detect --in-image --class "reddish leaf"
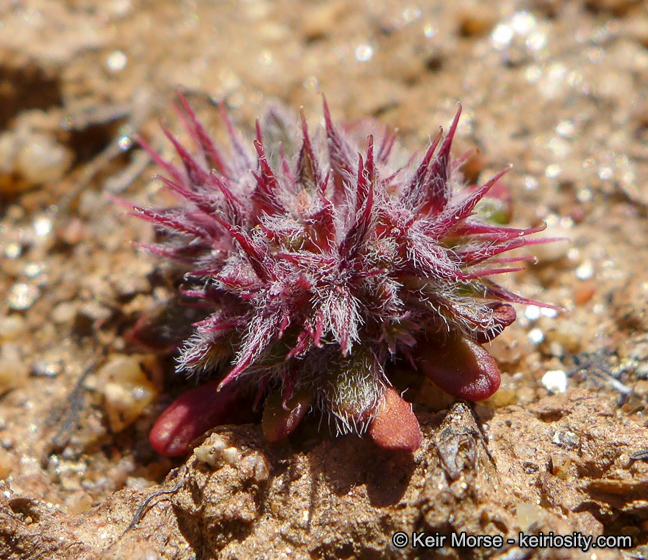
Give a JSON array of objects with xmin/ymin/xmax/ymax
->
[
  {"xmin": 149, "ymin": 380, "xmax": 244, "ymax": 457},
  {"xmin": 415, "ymin": 333, "xmax": 501, "ymax": 401},
  {"xmin": 368, "ymin": 387, "xmax": 422, "ymax": 451},
  {"xmin": 262, "ymin": 387, "xmax": 314, "ymax": 442}
]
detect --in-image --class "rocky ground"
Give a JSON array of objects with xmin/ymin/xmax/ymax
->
[{"xmin": 1, "ymin": 0, "xmax": 648, "ymax": 558}]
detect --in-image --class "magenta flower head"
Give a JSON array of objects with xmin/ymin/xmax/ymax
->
[{"xmin": 131, "ymin": 94, "xmax": 552, "ymax": 457}]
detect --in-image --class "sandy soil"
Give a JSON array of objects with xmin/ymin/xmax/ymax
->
[{"xmin": 1, "ymin": 0, "xmax": 648, "ymax": 558}]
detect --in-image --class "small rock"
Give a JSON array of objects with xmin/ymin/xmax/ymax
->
[
  {"xmin": 15, "ymin": 132, "xmax": 73, "ymax": 185},
  {"xmin": 6, "ymin": 283, "xmax": 40, "ymax": 311},
  {"xmin": 515, "ymin": 502, "xmax": 548, "ymax": 532},
  {"xmin": 0, "ymin": 314, "xmax": 26, "ymax": 341},
  {"xmin": 541, "ymin": 369, "xmax": 568, "ymax": 394},
  {"xmin": 552, "ymin": 430, "xmax": 580, "ymax": 450},
  {"xmin": 250, "ymin": 453, "xmax": 270, "ymax": 482},
  {"xmin": 195, "ymin": 434, "xmax": 228, "ymax": 466},
  {"xmin": 52, "ymin": 301, "xmax": 78, "ymax": 324},
  {"xmin": 97, "ymin": 354, "xmax": 158, "ymax": 433},
  {"xmin": 457, "ymin": 4, "xmax": 498, "ymax": 37},
  {"xmin": 65, "ymin": 491, "xmax": 93, "ymax": 514},
  {"xmin": 549, "ymin": 452, "xmax": 572, "ymax": 479},
  {"xmin": 0, "ymin": 343, "xmax": 29, "ymax": 390},
  {"xmin": 194, "ymin": 434, "xmax": 240, "ymax": 469},
  {"xmin": 485, "ymin": 373, "xmax": 518, "ymax": 407}
]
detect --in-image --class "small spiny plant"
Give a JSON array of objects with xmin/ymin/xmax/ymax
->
[{"xmin": 129, "ymin": 94, "xmax": 553, "ymax": 456}]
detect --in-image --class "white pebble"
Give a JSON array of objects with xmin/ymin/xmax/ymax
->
[
  {"xmin": 528, "ymin": 327, "xmax": 545, "ymax": 345},
  {"xmin": 532, "ymin": 217, "xmax": 571, "ymax": 262},
  {"xmin": 194, "ymin": 434, "xmax": 231, "ymax": 468},
  {"xmin": 240, "ymin": 452, "xmax": 270, "ymax": 482},
  {"xmin": 15, "ymin": 133, "xmax": 73, "ymax": 185},
  {"xmin": 541, "ymin": 370, "xmax": 568, "ymax": 394},
  {"xmin": 524, "ymin": 305, "xmax": 541, "ymax": 322},
  {"xmin": 252, "ymin": 455, "xmax": 270, "ymax": 482},
  {"xmin": 575, "ymin": 260, "xmax": 594, "ymax": 280},
  {"xmin": 6, "ymin": 283, "xmax": 39, "ymax": 310},
  {"xmin": 222, "ymin": 447, "xmax": 239, "ymax": 465}
]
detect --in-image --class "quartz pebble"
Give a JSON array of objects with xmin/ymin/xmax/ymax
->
[
  {"xmin": 541, "ymin": 369, "xmax": 568, "ymax": 393},
  {"xmin": 549, "ymin": 452, "xmax": 572, "ymax": 479},
  {"xmin": 6, "ymin": 283, "xmax": 39, "ymax": 311},
  {"xmin": 15, "ymin": 133, "xmax": 73, "ymax": 185},
  {"xmin": 194, "ymin": 434, "xmax": 240, "ymax": 469},
  {"xmin": 244, "ymin": 452, "xmax": 270, "ymax": 483},
  {"xmin": 96, "ymin": 354, "xmax": 158, "ymax": 433},
  {"xmin": 0, "ymin": 128, "xmax": 73, "ymax": 194},
  {"xmin": 194, "ymin": 434, "xmax": 228, "ymax": 467},
  {"xmin": 531, "ymin": 221, "xmax": 571, "ymax": 262}
]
